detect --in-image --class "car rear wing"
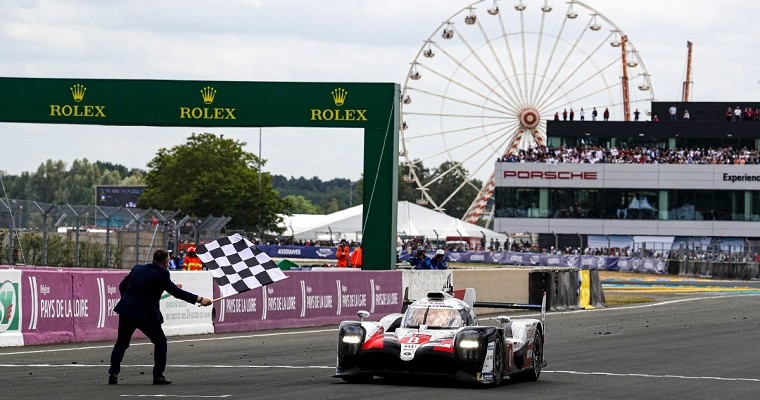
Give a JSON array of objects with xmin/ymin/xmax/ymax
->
[{"xmin": 475, "ymin": 291, "xmax": 547, "ymax": 330}]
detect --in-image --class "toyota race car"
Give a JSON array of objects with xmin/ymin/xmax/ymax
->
[{"xmin": 335, "ymin": 289, "xmax": 546, "ymax": 386}]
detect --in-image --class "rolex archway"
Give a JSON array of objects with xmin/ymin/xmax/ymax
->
[{"xmin": 0, "ymin": 77, "xmax": 400, "ymax": 270}]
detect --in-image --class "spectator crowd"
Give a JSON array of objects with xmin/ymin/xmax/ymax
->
[{"xmin": 498, "ymin": 145, "xmax": 760, "ymax": 165}]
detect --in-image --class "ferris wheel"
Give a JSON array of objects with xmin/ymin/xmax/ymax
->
[{"xmin": 400, "ymin": 0, "xmax": 655, "ymax": 225}]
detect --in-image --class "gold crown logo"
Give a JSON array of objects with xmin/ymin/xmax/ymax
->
[
  {"xmin": 200, "ymin": 86, "xmax": 217, "ymax": 104},
  {"xmin": 331, "ymin": 88, "xmax": 348, "ymax": 107},
  {"xmin": 70, "ymin": 84, "xmax": 86, "ymax": 102}
]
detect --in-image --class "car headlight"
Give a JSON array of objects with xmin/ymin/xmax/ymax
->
[
  {"xmin": 338, "ymin": 324, "xmax": 366, "ymax": 358},
  {"xmin": 342, "ymin": 334, "xmax": 362, "ymax": 344},
  {"xmin": 455, "ymin": 330, "xmax": 482, "ymax": 360}
]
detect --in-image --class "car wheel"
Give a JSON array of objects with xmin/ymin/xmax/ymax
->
[
  {"xmin": 341, "ymin": 373, "xmax": 374, "ymax": 383},
  {"xmin": 511, "ymin": 329, "xmax": 543, "ymax": 382},
  {"xmin": 489, "ymin": 336, "xmax": 505, "ymax": 386}
]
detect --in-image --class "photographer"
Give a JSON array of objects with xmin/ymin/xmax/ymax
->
[
  {"xmin": 430, "ymin": 249, "xmax": 448, "ymax": 270},
  {"xmin": 409, "ymin": 248, "xmax": 432, "ymax": 270}
]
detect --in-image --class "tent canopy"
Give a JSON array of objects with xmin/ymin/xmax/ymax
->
[{"xmin": 279, "ymin": 201, "xmax": 507, "ymax": 243}]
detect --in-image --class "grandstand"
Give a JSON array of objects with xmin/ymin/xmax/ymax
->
[{"xmin": 493, "ymin": 102, "xmax": 760, "ymax": 256}]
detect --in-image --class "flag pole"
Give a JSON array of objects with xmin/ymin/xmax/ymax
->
[{"xmin": 198, "ymin": 295, "xmax": 225, "ymax": 307}]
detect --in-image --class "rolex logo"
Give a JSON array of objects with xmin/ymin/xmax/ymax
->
[
  {"xmin": 50, "ymin": 83, "xmax": 105, "ymax": 118},
  {"xmin": 180, "ymin": 86, "xmax": 236, "ymax": 120},
  {"xmin": 70, "ymin": 84, "xmax": 86, "ymax": 102},
  {"xmin": 311, "ymin": 87, "xmax": 366, "ymax": 122},
  {"xmin": 200, "ymin": 86, "xmax": 217, "ymax": 105},
  {"xmin": 331, "ymin": 88, "xmax": 348, "ymax": 107}
]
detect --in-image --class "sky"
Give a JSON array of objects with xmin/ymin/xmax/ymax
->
[{"xmin": 1, "ymin": 0, "xmax": 759, "ymax": 182}]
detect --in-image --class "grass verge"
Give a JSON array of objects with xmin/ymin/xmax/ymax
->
[{"xmin": 604, "ymin": 294, "xmax": 655, "ymax": 306}]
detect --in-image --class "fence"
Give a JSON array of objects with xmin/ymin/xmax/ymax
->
[{"xmin": 0, "ymin": 198, "xmax": 231, "ymax": 269}]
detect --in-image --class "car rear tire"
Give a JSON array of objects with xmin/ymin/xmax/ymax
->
[{"xmin": 510, "ymin": 328, "xmax": 543, "ymax": 382}]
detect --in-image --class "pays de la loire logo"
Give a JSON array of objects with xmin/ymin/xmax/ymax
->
[
  {"xmin": 179, "ymin": 86, "xmax": 237, "ymax": 120},
  {"xmin": 0, "ymin": 280, "xmax": 20, "ymax": 333},
  {"xmin": 49, "ymin": 83, "xmax": 107, "ymax": 118},
  {"xmin": 310, "ymin": 87, "xmax": 367, "ymax": 122}
]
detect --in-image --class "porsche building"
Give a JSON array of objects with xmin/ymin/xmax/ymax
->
[{"xmin": 493, "ymin": 101, "xmax": 760, "ymax": 249}]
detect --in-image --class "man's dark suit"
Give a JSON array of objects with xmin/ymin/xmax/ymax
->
[{"xmin": 109, "ymin": 262, "xmax": 199, "ymax": 379}]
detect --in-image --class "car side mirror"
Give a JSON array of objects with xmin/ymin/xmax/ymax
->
[
  {"xmin": 495, "ymin": 316, "xmax": 511, "ymax": 324},
  {"xmin": 357, "ymin": 310, "xmax": 370, "ymax": 321}
]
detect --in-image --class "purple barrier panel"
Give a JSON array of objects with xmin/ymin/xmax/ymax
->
[
  {"xmin": 543, "ymin": 255, "xmax": 563, "ymax": 267},
  {"xmin": 22, "ymin": 270, "xmax": 76, "ymax": 345},
  {"xmin": 71, "ymin": 271, "xmax": 129, "ymax": 343},
  {"xmin": 605, "ymin": 257, "xmax": 620, "ymax": 271},
  {"xmin": 639, "ymin": 258, "xmax": 666, "ymax": 274},
  {"xmin": 466, "ymin": 252, "xmax": 490, "ymax": 263},
  {"xmin": 213, "ymin": 270, "xmax": 402, "ymax": 334},
  {"xmin": 617, "ymin": 257, "xmax": 634, "ymax": 272},
  {"xmin": 563, "ymin": 255, "xmax": 580, "ymax": 268}
]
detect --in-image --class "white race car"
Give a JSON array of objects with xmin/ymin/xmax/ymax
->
[{"xmin": 335, "ymin": 289, "xmax": 546, "ymax": 386}]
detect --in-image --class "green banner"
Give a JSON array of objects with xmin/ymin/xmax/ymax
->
[{"xmin": 0, "ymin": 77, "xmax": 394, "ymax": 128}]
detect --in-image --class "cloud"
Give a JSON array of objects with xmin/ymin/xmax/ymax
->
[{"xmin": 1, "ymin": 0, "xmax": 759, "ymax": 179}]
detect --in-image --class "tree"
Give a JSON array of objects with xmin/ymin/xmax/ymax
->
[
  {"xmin": 56, "ymin": 159, "xmax": 100, "ymax": 204},
  {"xmin": 427, "ymin": 161, "xmax": 482, "ymax": 218},
  {"xmin": 139, "ymin": 133, "xmax": 286, "ymax": 233},
  {"xmin": 323, "ymin": 198, "xmax": 341, "ymax": 214},
  {"xmin": 28, "ymin": 160, "xmax": 67, "ymax": 203},
  {"xmin": 283, "ymin": 195, "xmax": 320, "ymax": 214},
  {"xmin": 398, "ymin": 160, "xmax": 428, "ymax": 203}
]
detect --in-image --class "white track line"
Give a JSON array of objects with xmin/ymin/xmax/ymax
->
[
  {"xmin": 120, "ymin": 396, "xmax": 231, "ymax": 398},
  {"xmin": 1, "ymin": 363, "xmax": 757, "ymax": 383},
  {"xmin": 481, "ymin": 293, "xmax": 760, "ymax": 320},
  {"xmin": 0, "ymin": 328, "xmax": 334, "ymax": 356},
  {"xmin": 0, "ymin": 363, "xmax": 333, "ymax": 369},
  {"xmin": 3, "ymin": 294, "xmax": 758, "ymax": 356},
  {"xmin": 545, "ymin": 370, "xmax": 760, "ymax": 383}
]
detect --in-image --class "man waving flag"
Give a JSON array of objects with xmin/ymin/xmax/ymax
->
[{"xmin": 196, "ymin": 233, "xmax": 287, "ymax": 298}]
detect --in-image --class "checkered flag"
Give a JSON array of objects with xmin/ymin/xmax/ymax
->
[{"xmin": 196, "ymin": 233, "xmax": 287, "ymax": 298}]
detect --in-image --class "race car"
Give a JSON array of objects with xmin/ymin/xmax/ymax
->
[{"xmin": 334, "ymin": 289, "xmax": 546, "ymax": 386}]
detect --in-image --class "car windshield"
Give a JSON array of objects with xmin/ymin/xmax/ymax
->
[{"xmin": 403, "ymin": 306, "xmax": 464, "ymax": 329}]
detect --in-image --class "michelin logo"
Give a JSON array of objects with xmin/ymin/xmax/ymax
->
[{"xmin": 317, "ymin": 248, "xmax": 334, "ymax": 258}]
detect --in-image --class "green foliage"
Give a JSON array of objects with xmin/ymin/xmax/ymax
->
[
  {"xmin": 1, "ymin": 159, "xmax": 145, "ymax": 205},
  {"xmin": 139, "ymin": 133, "xmax": 286, "ymax": 232},
  {"xmin": 1, "ymin": 232, "xmax": 120, "ymax": 268},
  {"xmin": 283, "ymin": 195, "xmax": 321, "ymax": 214},
  {"xmin": 272, "ymin": 175, "xmax": 358, "ymax": 212},
  {"xmin": 323, "ymin": 198, "xmax": 341, "ymax": 214},
  {"xmin": 427, "ymin": 161, "xmax": 482, "ymax": 219}
]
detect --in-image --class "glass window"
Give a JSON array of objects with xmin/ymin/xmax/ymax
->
[
  {"xmin": 496, "ymin": 188, "xmax": 760, "ymax": 221},
  {"xmin": 494, "ymin": 188, "xmax": 540, "ymax": 218},
  {"xmin": 752, "ymin": 192, "xmax": 760, "ymax": 221},
  {"xmin": 575, "ymin": 189, "xmax": 602, "ymax": 218},
  {"xmin": 713, "ymin": 190, "xmax": 746, "ymax": 221},
  {"xmin": 668, "ymin": 190, "xmax": 698, "ymax": 220}
]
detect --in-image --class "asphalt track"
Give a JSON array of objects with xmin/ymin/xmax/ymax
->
[{"xmin": 2, "ymin": 291, "xmax": 760, "ymax": 399}]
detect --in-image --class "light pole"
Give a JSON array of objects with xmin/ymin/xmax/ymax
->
[{"xmin": 349, "ymin": 180, "xmax": 352, "ymax": 206}]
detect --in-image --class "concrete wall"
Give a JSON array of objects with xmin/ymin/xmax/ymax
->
[{"xmin": 451, "ymin": 268, "xmax": 530, "ymax": 304}]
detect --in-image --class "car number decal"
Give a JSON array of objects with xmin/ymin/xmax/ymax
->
[{"xmin": 399, "ymin": 333, "xmax": 431, "ymax": 361}]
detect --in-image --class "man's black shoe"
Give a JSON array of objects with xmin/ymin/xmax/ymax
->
[
  {"xmin": 108, "ymin": 375, "xmax": 118, "ymax": 385},
  {"xmin": 153, "ymin": 376, "xmax": 172, "ymax": 385}
]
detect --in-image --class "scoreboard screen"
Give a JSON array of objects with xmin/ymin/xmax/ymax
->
[{"xmin": 96, "ymin": 185, "xmax": 146, "ymax": 208}]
